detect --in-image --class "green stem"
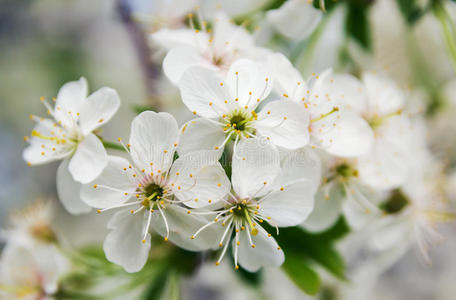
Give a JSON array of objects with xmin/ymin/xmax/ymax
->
[
  {"xmin": 434, "ymin": 1, "xmax": 456, "ymax": 74},
  {"xmin": 101, "ymin": 140, "xmax": 126, "ymax": 152}
]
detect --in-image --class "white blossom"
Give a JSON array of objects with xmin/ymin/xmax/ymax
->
[
  {"xmin": 190, "ymin": 139, "xmax": 320, "ymax": 271},
  {"xmin": 81, "ymin": 111, "xmax": 230, "ymax": 272},
  {"xmin": 23, "ymin": 78, "xmax": 120, "ymax": 214},
  {"xmin": 177, "ymin": 58, "xmax": 310, "ymax": 155}
]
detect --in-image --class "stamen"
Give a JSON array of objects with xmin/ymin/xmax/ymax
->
[
  {"xmin": 311, "ymin": 107, "xmax": 339, "ymax": 123},
  {"xmin": 157, "ymin": 204, "xmax": 170, "ymax": 241}
]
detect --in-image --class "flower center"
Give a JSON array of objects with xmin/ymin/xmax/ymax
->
[
  {"xmin": 335, "ymin": 163, "xmax": 358, "ymax": 178},
  {"xmin": 29, "ymin": 223, "xmax": 57, "ymax": 244},
  {"xmin": 140, "ymin": 183, "xmax": 164, "ymax": 209},
  {"xmin": 380, "ymin": 189, "xmax": 409, "ymax": 214},
  {"xmin": 229, "ymin": 201, "xmax": 259, "ymax": 236},
  {"xmin": 221, "ymin": 109, "xmax": 257, "ymax": 139}
]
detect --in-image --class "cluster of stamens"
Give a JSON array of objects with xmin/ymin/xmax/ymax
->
[{"xmin": 189, "ymin": 190, "xmax": 281, "ymax": 270}]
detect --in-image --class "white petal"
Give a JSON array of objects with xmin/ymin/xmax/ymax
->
[
  {"xmin": 276, "ymin": 147, "xmax": 321, "ymax": 188},
  {"xmin": 57, "ymin": 158, "xmax": 92, "ymax": 214},
  {"xmin": 342, "ymin": 182, "xmax": 381, "ymax": 230},
  {"xmin": 23, "ymin": 119, "xmax": 73, "ymax": 165},
  {"xmin": 150, "ymin": 28, "xmax": 206, "ymax": 50},
  {"xmin": 310, "ymin": 111, "xmax": 374, "ymax": 157},
  {"xmin": 232, "ymin": 138, "xmax": 280, "ymax": 198},
  {"xmin": 267, "ymin": 0, "xmax": 322, "ymax": 40},
  {"xmin": 368, "ymin": 216, "xmax": 411, "ymax": 251},
  {"xmin": 235, "ymin": 226, "xmax": 284, "ymax": 272},
  {"xmin": 129, "ymin": 111, "xmax": 178, "ymax": 174},
  {"xmin": 212, "ymin": 12, "xmax": 254, "ymax": 51},
  {"xmin": 178, "ymin": 66, "xmax": 231, "ymax": 118},
  {"xmin": 226, "ymin": 59, "xmax": 273, "ymax": 109},
  {"xmin": 255, "ymin": 100, "xmax": 310, "ymax": 149},
  {"xmin": 163, "ymin": 46, "xmax": 216, "ymax": 84},
  {"xmin": 309, "ymin": 70, "xmax": 368, "ymax": 116},
  {"xmin": 104, "ymin": 209, "xmax": 151, "ymax": 273},
  {"xmin": 259, "ymin": 179, "xmax": 317, "ymax": 227},
  {"xmin": 266, "ymin": 52, "xmax": 307, "ymax": 101},
  {"xmin": 357, "ymin": 116, "xmax": 412, "ymax": 190},
  {"xmin": 169, "ymin": 150, "xmax": 230, "ymax": 208},
  {"xmin": 177, "ymin": 118, "xmax": 226, "ymax": 155},
  {"xmin": 303, "ymin": 183, "xmax": 345, "ymax": 232},
  {"xmin": 78, "ymin": 87, "xmax": 120, "ymax": 135},
  {"xmin": 68, "ymin": 133, "xmax": 107, "ymax": 184},
  {"xmin": 152, "ymin": 205, "xmax": 220, "ymax": 251},
  {"xmin": 53, "ymin": 77, "xmax": 88, "ymax": 129},
  {"xmin": 363, "ymin": 72, "xmax": 405, "ymax": 116},
  {"xmin": 80, "ymin": 156, "xmax": 137, "ymax": 209}
]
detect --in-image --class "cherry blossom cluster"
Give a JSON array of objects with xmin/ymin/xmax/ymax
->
[{"xmin": 9, "ymin": 1, "xmax": 454, "ymax": 297}]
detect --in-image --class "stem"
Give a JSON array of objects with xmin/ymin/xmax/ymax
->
[
  {"xmin": 434, "ymin": 1, "xmax": 456, "ymax": 74},
  {"xmin": 102, "ymin": 140, "xmax": 126, "ymax": 152}
]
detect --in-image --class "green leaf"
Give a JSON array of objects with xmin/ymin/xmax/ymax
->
[
  {"xmin": 270, "ymin": 219, "xmax": 349, "ymax": 279},
  {"xmin": 345, "ymin": 3, "xmax": 372, "ymax": 50},
  {"xmin": 396, "ymin": 0, "xmax": 426, "ymax": 25},
  {"xmin": 282, "ymin": 253, "xmax": 321, "ymax": 295}
]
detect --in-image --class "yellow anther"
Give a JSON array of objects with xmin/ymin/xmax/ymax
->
[
  {"xmin": 97, "ymin": 209, "xmax": 101, "ymax": 214},
  {"xmin": 93, "ymin": 184, "xmax": 98, "ymax": 188},
  {"xmin": 251, "ymin": 244, "xmax": 256, "ymax": 248},
  {"xmin": 164, "ymin": 237, "xmax": 168, "ymax": 241},
  {"xmin": 191, "ymin": 235, "xmax": 195, "ymax": 239},
  {"xmin": 187, "ymin": 210, "xmax": 191, "ymax": 214},
  {"xmin": 237, "ymin": 241, "xmax": 240, "ymax": 245},
  {"xmin": 235, "ymin": 265, "xmax": 239, "ymax": 270},
  {"xmin": 280, "ymin": 187, "xmax": 284, "ymax": 191},
  {"xmin": 142, "ymin": 239, "xmax": 146, "ymax": 244},
  {"xmin": 283, "ymin": 93, "xmax": 288, "ymax": 98},
  {"xmin": 98, "ymin": 118, "xmax": 104, "ymax": 123}
]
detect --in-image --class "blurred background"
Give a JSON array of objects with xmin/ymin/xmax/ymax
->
[{"xmin": 0, "ymin": 0, "xmax": 455, "ymax": 299}]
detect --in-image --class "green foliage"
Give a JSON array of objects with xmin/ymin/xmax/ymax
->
[
  {"xmin": 142, "ymin": 270, "xmax": 169, "ymax": 300},
  {"xmin": 276, "ymin": 218, "xmax": 349, "ymax": 280},
  {"xmin": 312, "ymin": 0, "xmax": 340, "ymax": 11},
  {"xmin": 282, "ymin": 253, "xmax": 321, "ymax": 295},
  {"xmin": 345, "ymin": 2, "xmax": 372, "ymax": 51},
  {"xmin": 396, "ymin": 0, "xmax": 427, "ymax": 25},
  {"xmin": 263, "ymin": 218, "xmax": 349, "ymax": 295}
]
